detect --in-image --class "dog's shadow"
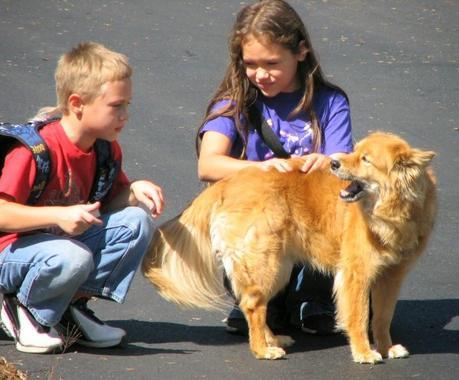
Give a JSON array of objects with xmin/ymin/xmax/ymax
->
[
  {"xmin": 287, "ymin": 298, "xmax": 459, "ymax": 355},
  {"xmin": 1, "ymin": 299, "xmax": 455, "ymax": 357},
  {"xmin": 389, "ymin": 299, "xmax": 459, "ymax": 355},
  {"xmin": 113, "ymin": 298, "xmax": 458, "ymax": 356}
]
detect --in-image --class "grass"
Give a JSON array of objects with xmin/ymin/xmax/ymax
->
[
  {"xmin": 0, "ymin": 324, "xmax": 81, "ymax": 380},
  {"xmin": 0, "ymin": 357, "xmax": 27, "ymax": 380}
]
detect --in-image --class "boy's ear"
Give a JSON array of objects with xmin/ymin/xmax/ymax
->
[
  {"xmin": 68, "ymin": 93, "xmax": 84, "ymax": 114},
  {"xmin": 298, "ymin": 40, "xmax": 308, "ymax": 61}
]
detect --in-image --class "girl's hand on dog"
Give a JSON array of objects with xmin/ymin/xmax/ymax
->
[
  {"xmin": 300, "ymin": 153, "xmax": 331, "ymax": 174},
  {"xmin": 259, "ymin": 153, "xmax": 332, "ymax": 174},
  {"xmin": 259, "ymin": 158, "xmax": 293, "ymax": 172},
  {"xmin": 130, "ymin": 180, "xmax": 165, "ymax": 218}
]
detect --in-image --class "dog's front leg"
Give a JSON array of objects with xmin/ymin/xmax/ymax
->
[
  {"xmin": 335, "ymin": 267, "xmax": 383, "ymax": 364},
  {"xmin": 239, "ymin": 287, "xmax": 286, "ymax": 360},
  {"xmin": 371, "ymin": 262, "xmax": 412, "ymax": 359}
]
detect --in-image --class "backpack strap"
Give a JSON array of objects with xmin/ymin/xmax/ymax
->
[
  {"xmin": 0, "ymin": 120, "xmax": 51, "ymax": 205},
  {"xmin": 88, "ymin": 139, "xmax": 121, "ymax": 203},
  {"xmin": 247, "ymin": 105, "xmax": 291, "ymax": 159}
]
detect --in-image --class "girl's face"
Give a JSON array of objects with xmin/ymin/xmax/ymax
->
[{"xmin": 242, "ymin": 35, "xmax": 307, "ymax": 97}]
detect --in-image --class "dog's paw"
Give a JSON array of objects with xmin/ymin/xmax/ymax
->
[
  {"xmin": 255, "ymin": 346, "xmax": 286, "ymax": 360},
  {"xmin": 272, "ymin": 335, "xmax": 295, "ymax": 348},
  {"xmin": 352, "ymin": 349, "xmax": 384, "ymax": 364},
  {"xmin": 388, "ymin": 344, "xmax": 409, "ymax": 359}
]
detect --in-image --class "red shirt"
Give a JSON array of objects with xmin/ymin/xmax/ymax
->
[{"xmin": 0, "ymin": 120, "xmax": 129, "ymax": 251}]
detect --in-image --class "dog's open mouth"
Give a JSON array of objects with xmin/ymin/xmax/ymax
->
[{"xmin": 340, "ymin": 180, "xmax": 366, "ymax": 202}]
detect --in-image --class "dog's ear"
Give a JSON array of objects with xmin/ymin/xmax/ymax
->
[
  {"xmin": 395, "ymin": 148, "xmax": 436, "ymax": 170},
  {"xmin": 407, "ymin": 149, "xmax": 436, "ymax": 167},
  {"xmin": 391, "ymin": 148, "xmax": 435, "ymax": 195}
]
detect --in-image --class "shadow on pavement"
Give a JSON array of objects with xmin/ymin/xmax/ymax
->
[{"xmin": 0, "ymin": 299, "xmax": 457, "ymax": 357}]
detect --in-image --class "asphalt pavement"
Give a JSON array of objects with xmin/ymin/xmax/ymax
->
[{"xmin": 0, "ymin": 1, "xmax": 458, "ymax": 379}]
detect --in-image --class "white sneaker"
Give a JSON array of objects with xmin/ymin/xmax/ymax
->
[
  {"xmin": 60, "ymin": 299, "xmax": 126, "ymax": 348},
  {"xmin": 1, "ymin": 295, "xmax": 63, "ymax": 354}
]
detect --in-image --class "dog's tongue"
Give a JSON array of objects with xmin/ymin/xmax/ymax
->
[{"xmin": 340, "ymin": 181, "xmax": 363, "ymax": 199}]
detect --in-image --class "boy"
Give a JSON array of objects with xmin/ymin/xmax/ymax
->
[{"xmin": 0, "ymin": 42, "xmax": 164, "ymax": 353}]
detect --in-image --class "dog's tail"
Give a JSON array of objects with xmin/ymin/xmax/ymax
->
[{"xmin": 142, "ymin": 192, "xmax": 227, "ymax": 310}]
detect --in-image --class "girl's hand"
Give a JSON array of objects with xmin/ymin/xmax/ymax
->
[
  {"xmin": 300, "ymin": 153, "xmax": 331, "ymax": 174},
  {"xmin": 57, "ymin": 202, "xmax": 103, "ymax": 235},
  {"xmin": 130, "ymin": 180, "xmax": 165, "ymax": 218},
  {"xmin": 259, "ymin": 158, "xmax": 293, "ymax": 173}
]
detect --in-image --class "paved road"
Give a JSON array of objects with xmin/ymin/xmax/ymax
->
[{"xmin": 0, "ymin": 1, "xmax": 458, "ymax": 379}]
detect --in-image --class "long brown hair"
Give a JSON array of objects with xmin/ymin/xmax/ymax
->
[{"xmin": 196, "ymin": 0, "xmax": 347, "ymax": 156}]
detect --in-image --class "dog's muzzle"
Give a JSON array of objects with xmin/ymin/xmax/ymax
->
[{"xmin": 330, "ymin": 160, "xmax": 366, "ymax": 203}]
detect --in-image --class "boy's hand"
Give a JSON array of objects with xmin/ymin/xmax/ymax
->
[
  {"xmin": 58, "ymin": 202, "xmax": 103, "ymax": 235},
  {"xmin": 130, "ymin": 180, "xmax": 165, "ymax": 218}
]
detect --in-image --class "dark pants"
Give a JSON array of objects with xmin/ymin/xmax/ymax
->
[{"xmin": 225, "ymin": 264, "xmax": 335, "ymax": 327}]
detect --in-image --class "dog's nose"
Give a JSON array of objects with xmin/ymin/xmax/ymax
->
[{"xmin": 330, "ymin": 160, "xmax": 341, "ymax": 171}]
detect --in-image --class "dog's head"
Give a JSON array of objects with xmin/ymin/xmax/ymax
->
[{"xmin": 330, "ymin": 132, "xmax": 435, "ymax": 203}]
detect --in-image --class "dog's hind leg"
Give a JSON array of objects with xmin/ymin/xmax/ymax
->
[
  {"xmin": 239, "ymin": 286, "xmax": 287, "ymax": 360},
  {"xmin": 371, "ymin": 262, "xmax": 413, "ymax": 359}
]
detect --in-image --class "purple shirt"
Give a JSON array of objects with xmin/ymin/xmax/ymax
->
[{"xmin": 201, "ymin": 87, "xmax": 353, "ymax": 161}]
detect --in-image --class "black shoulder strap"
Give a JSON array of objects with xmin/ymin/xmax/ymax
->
[
  {"xmin": 0, "ymin": 120, "xmax": 51, "ymax": 205},
  {"xmin": 88, "ymin": 139, "xmax": 121, "ymax": 203},
  {"xmin": 248, "ymin": 105, "xmax": 290, "ymax": 159}
]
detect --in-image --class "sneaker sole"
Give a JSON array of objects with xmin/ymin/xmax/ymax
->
[
  {"xmin": 301, "ymin": 325, "xmax": 341, "ymax": 335},
  {"xmin": 16, "ymin": 341, "xmax": 63, "ymax": 354}
]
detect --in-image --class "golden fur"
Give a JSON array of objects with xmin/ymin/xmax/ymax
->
[{"xmin": 142, "ymin": 132, "xmax": 437, "ymax": 363}]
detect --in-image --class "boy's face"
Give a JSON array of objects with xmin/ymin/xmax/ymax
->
[{"xmin": 81, "ymin": 78, "xmax": 132, "ymax": 142}]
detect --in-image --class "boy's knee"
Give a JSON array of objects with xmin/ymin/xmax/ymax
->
[
  {"xmin": 123, "ymin": 206, "xmax": 154, "ymax": 240},
  {"xmin": 47, "ymin": 248, "xmax": 94, "ymax": 278}
]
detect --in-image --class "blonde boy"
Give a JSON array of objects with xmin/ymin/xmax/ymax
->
[{"xmin": 0, "ymin": 42, "xmax": 163, "ymax": 353}]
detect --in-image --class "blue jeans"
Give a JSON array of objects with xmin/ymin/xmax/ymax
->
[{"xmin": 0, "ymin": 206, "xmax": 154, "ymax": 327}]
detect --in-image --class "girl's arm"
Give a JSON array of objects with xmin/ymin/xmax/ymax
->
[
  {"xmin": 199, "ymin": 131, "xmax": 295, "ymax": 182},
  {"xmin": 198, "ymin": 131, "xmax": 258, "ymax": 182}
]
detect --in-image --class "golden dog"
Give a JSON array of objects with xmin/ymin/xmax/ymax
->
[{"xmin": 142, "ymin": 132, "xmax": 436, "ymax": 363}]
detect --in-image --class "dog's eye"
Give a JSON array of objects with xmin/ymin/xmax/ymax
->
[{"xmin": 361, "ymin": 155, "xmax": 371, "ymax": 164}]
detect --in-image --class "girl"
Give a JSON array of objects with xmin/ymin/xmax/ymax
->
[{"xmin": 196, "ymin": 0, "xmax": 353, "ymax": 334}]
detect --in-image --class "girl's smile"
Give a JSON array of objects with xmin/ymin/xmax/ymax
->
[{"xmin": 242, "ymin": 35, "xmax": 307, "ymax": 97}]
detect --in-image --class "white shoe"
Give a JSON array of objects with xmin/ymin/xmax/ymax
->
[
  {"xmin": 60, "ymin": 299, "xmax": 126, "ymax": 348},
  {"xmin": 1, "ymin": 295, "xmax": 63, "ymax": 354}
]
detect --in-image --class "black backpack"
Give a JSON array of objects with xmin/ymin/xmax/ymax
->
[{"xmin": 0, "ymin": 119, "xmax": 120, "ymax": 205}]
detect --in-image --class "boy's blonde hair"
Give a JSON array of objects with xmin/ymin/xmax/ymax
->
[{"xmin": 34, "ymin": 42, "xmax": 132, "ymax": 120}]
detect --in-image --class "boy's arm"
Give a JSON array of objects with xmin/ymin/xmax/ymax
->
[
  {"xmin": 101, "ymin": 180, "xmax": 164, "ymax": 218},
  {"xmin": 100, "ymin": 184, "xmax": 137, "ymax": 213},
  {"xmin": 0, "ymin": 199, "xmax": 102, "ymax": 235}
]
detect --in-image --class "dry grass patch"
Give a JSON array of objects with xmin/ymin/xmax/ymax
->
[{"xmin": 0, "ymin": 357, "xmax": 27, "ymax": 380}]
